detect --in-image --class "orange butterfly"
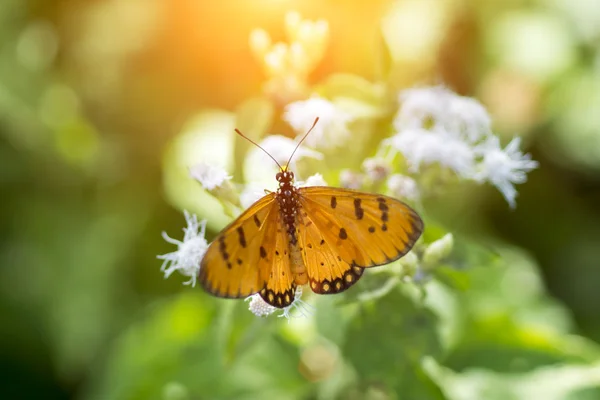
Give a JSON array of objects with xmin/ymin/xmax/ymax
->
[{"xmin": 199, "ymin": 118, "xmax": 423, "ymax": 308}]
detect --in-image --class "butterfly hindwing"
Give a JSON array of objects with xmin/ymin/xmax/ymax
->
[
  {"xmin": 297, "ymin": 186, "xmax": 423, "ymax": 294},
  {"xmin": 199, "ymin": 193, "xmax": 278, "ymax": 298},
  {"xmin": 259, "ymin": 213, "xmax": 296, "ymax": 308},
  {"xmin": 296, "ymin": 209, "xmax": 365, "ymax": 294}
]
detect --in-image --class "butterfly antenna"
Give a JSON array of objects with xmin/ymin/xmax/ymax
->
[
  {"xmin": 235, "ymin": 128, "xmax": 283, "ymax": 170},
  {"xmin": 285, "ymin": 117, "xmax": 319, "ymax": 170}
]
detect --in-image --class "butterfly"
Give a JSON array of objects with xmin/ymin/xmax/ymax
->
[{"xmin": 199, "ymin": 118, "xmax": 424, "ymax": 308}]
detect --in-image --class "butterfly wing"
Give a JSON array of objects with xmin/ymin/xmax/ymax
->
[
  {"xmin": 199, "ymin": 192, "xmax": 296, "ymax": 308},
  {"xmin": 297, "ymin": 186, "xmax": 423, "ymax": 294},
  {"xmin": 199, "ymin": 193, "xmax": 278, "ymax": 298},
  {"xmin": 258, "ymin": 213, "xmax": 296, "ymax": 308}
]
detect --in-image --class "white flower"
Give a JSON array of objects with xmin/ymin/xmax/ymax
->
[
  {"xmin": 157, "ymin": 211, "xmax": 208, "ymax": 287},
  {"xmin": 284, "ymin": 96, "xmax": 354, "ymax": 149},
  {"xmin": 250, "ymin": 135, "xmax": 323, "ymax": 170},
  {"xmin": 395, "ymin": 86, "xmax": 451, "ymax": 131},
  {"xmin": 474, "ymin": 136, "xmax": 539, "ymax": 208},
  {"xmin": 246, "ymin": 293, "xmax": 277, "ymax": 317},
  {"xmin": 246, "ymin": 287, "xmax": 314, "ymax": 322},
  {"xmin": 387, "ymin": 174, "xmax": 420, "ymax": 201},
  {"xmin": 387, "ymin": 128, "xmax": 476, "ymax": 177},
  {"xmin": 189, "ymin": 162, "xmax": 231, "ymax": 190},
  {"xmin": 446, "ymin": 95, "xmax": 492, "ymax": 143},
  {"xmin": 299, "ymin": 173, "xmax": 328, "ymax": 187},
  {"xmin": 339, "ymin": 169, "xmax": 365, "ymax": 189},
  {"xmin": 363, "ymin": 157, "xmax": 392, "ymax": 182},
  {"xmin": 395, "ymin": 86, "xmax": 492, "ymax": 143},
  {"xmin": 244, "ymin": 135, "xmax": 323, "ymax": 188}
]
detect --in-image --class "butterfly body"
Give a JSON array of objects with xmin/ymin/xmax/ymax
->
[{"xmin": 199, "ymin": 166, "xmax": 424, "ymax": 308}]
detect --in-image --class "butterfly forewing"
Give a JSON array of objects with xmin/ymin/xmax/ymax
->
[
  {"xmin": 297, "ymin": 187, "xmax": 423, "ymax": 294},
  {"xmin": 199, "ymin": 193, "xmax": 278, "ymax": 298}
]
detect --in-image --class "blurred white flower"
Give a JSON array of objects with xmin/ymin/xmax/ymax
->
[
  {"xmin": 244, "ymin": 135, "xmax": 323, "ymax": 188},
  {"xmin": 339, "ymin": 169, "xmax": 365, "ymax": 190},
  {"xmin": 299, "ymin": 173, "xmax": 328, "ymax": 187},
  {"xmin": 246, "ymin": 287, "xmax": 313, "ymax": 321},
  {"xmin": 395, "ymin": 86, "xmax": 492, "ymax": 143},
  {"xmin": 284, "ymin": 96, "xmax": 354, "ymax": 149},
  {"xmin": 157, "ymin": 211, "xmax": 208, "ymax": 287},
  {"xmin": 189, "ymin": 162, "xmax": 231, "ymax": 190},
  {"xmin": 446, "ymin": 95, "xmax": 492, "ymax": 142},
  {"xmin": 387, "ymin": 128, "xmax": 476, "ymax": 177},
  {"xmin": 363, "ymin": 157, "xmax": 393, "ymax": 182},
  {"xmin": 253, "ymin": 135, "xmax": 323, "ymax": 168},
  {"xmin": 387, "ymin": 174, "xmax": 420, "ymax": 201},
  {"xmin": 474, "ymin": 136, "xmax": 539, "ymax": 208},
  {"xmin": 395, "ymin": 86, "xmax": 451, "ymax": 131}
]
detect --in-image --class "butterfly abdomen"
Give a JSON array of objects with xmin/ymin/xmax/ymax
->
[
  {"xmin": 290, "ymin": 244, "xmax": 308, "ymax": 285},
  {"xmin": 274, "ymin": 170, "xmax": 308, "ymax": 287},
  {"xmin": 275, "ymin": 170, "xmax": 300, "ymax": 245}
]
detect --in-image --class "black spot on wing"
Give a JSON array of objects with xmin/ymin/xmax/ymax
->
[
  {"xmin": 354, "ymin": 198, "xmax": 364, "ymax": 220},
  {"xmin": 237, "ymin": 226, "xmax": 247, "ymax": 248},
  {"xmin": 339, "ymin": 228, "xmax": 348, "ymax": 240}
]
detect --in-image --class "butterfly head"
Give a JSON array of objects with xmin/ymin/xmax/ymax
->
[{"xmin": 276, "ymin": 169, "xmax": 295, "ymax": 186}]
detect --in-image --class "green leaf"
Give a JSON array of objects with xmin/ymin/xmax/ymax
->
[
  {"xmin": 343, "ymin": 286, "xmax": 444, "ymax": 397},
  {"xmin": 424, "ymin": 357, "xmax": 600, "ymax": 400}
]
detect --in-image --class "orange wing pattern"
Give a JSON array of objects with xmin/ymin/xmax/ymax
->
[
  {"xmin": 199, "ymin": 193, "xmax": 278, "ymax": 299},
  {"xmin": 297, "ymin": 187, "xmax": 423, "ymax": 294},
  {"xmin": 257, "ymin": 216, "xmax": 296, "ymax": 307}
]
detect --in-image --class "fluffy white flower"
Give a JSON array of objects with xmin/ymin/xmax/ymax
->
[
  {"xmin": 387, "ymin": 128, "xmax": 476, "ymax": 177},
  {"xmin": 246, "ymin": 287, "xmax": 313, "ymax": 322},
  {"xmin": 299, "ymin": 173, "xmax": 328, "ymax": 187},
  {"xmin": 250, "ymin": 135, "xmax": 323, "ymax": 169},
  {"xmin": 395, "ymin": 86, "xmax": 492, "ymax": 143},
  {"xmin": 446, "ymin": 95, "xmax": 492, "ymax": 143},
  {"xmin": 339, "ymin": 169, "xmax": 365, "ymax": 190},
  {"xmin": 474, "ymin": 136, "xmax": 539, "ymax": 208},
  {"xmin": 157, "ymin": 211, "xmax": 208, "ymax": 287},
  {"xmin": 284, "ymin": 96, "xmax": 354, "ymax": 149},
  {"xmin": 387, "ymin": 174, "xmax": 420, "ymax": 201},
  {"xmin": 395, "ymin": 86, "xmax": 451, "ymax": 131},
  {"xmin": 246, "ymin": 293, "xmax": 277, "ymax": 317},
  {"xmin": 363, "ymin": 157, "xmax": 392, "ymax": 182},
  {"xmin": 189, "ymin": 162, "xmax": 231, "ymax": 190}
]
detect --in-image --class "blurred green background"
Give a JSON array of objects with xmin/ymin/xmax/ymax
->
[{"xmin": 1, "ymin": 0, "xmax": 600, "ymax": 399}]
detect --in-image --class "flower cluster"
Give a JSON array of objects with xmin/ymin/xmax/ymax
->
[
  {"xmin": 387, "ymin": 86, "xmax": 538, "ymax": 208},
  {"xmin": 283, "ymin": 96, "xmax": 355, "ymax": 149}
]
